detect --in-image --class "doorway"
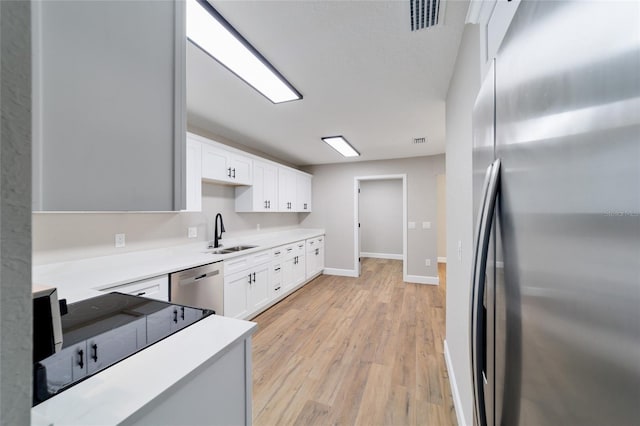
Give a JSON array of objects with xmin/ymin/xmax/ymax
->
[{"xmin": 353, "ymin": 174, "xmax": 407, "ymax": 280}]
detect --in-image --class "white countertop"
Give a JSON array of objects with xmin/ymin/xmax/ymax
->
[
  {"xmin": 31, "ymin": 313, "xmax": 257, "ymax": 426},
  {"xmin": 33, "ymin": 228, "xmax": 324, "ymax": 303}
]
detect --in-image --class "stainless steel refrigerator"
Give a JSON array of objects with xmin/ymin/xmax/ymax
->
[{"xmin": 470, "ymin": 1, "xmax": 640, "ymax": 425}]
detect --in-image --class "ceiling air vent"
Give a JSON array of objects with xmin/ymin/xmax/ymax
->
[
  {"xmin": 413, "ymin": 137, "xmax": 427, "ymax": 144},
  {"xmin": 410, "ymin": 0, "xmax": 441, "ymax": 31}
]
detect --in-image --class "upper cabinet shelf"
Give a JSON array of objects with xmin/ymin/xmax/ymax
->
[
  {"xmin": 32, "ymin": 0, "xmax": 186, "ymax": 211},
  {"xmin": 186, "ymin": 132, "xmax": 312, "ymax": 213}
]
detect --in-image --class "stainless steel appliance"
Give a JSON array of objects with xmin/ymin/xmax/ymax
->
[
  {"xmin": 170, "ymin": 261, "xmax": 224, "ymax": 315},
  {"xmin": 470, "ymin": 2, "xmax": 640, "ymax": 425},
  {"xmin": 33, "ymin": 293, "xmax": 214, "ymax": 405}
]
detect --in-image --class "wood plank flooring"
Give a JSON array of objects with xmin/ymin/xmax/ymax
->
[{"xmin": 251, "ymin": 258, "xmax": 456, "ymax": 426}]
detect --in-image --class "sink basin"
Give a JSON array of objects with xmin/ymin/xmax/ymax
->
[
  {"xmin": 207, "ymin": 248, "xmax": 234, "ymax": 255},
  {"xmin": 224, "ymin": 245, "xmax": 258, "ymax": 252},
  {"xmin": 204, "ymin": 245, "xmax": 257, "ymax": 255}
]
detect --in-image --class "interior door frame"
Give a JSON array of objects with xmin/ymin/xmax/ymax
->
[{"xmin": 353, "ymin": 174, "xmax": 407, "ymax": 281}]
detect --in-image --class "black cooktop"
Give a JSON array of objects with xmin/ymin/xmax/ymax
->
[{"xmin": 33, "ymin": 292, "xmax": 214, "ymax": 405}]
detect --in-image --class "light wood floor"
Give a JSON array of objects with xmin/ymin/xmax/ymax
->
[{"xmin": 251, "ymin": 258, "xmax": 456, "ymax": 426}]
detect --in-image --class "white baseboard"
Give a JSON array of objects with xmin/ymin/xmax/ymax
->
[
  {"xmin": 437, "ymin": 257, "xmax": 447, "ymax": 263},
  {"xmin": 404, "ymin": 274, "xmax": 439, "ymax": 285},
  {"xmin": 323, "ymin": 268, "xmax": 358, "ymax": 278},
  {"xmin": 360, "ymin": 252, "xmax": 403, "ymax": 260},
  {"xmin": 444, "ymin": 340, "xmax": 468, "ymax": 426}
]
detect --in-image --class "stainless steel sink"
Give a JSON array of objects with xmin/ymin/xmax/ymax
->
[
  {"xmin": 204, "ymin": 245, "xmax": 257, "ymax": 255},
  {"xmin": 224, "ymin": 245, "xmax": 258, "ymax": 252},
  {"xmin": 207, "ymin": 248, "xmax": 234, "ymax": 255}
]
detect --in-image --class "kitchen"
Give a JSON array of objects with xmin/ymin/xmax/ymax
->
[{"xmin": 1, "ymin": 0, "xmax": 638, "ymax": 425}]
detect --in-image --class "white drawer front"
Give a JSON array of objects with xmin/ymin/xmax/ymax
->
[{"xmin": 102, "ymin": 275, "xmax": 169, "ymax": 302}]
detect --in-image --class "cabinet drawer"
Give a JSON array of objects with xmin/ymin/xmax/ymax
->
[
  {"xmin": 253, "ymin": 250, "xmax": 271, "ymax": 266},
  {"xmin": 102, "ymin": 275, "xmax": 169, "ymax": 302},
  {"xmin": 224, "ymin": 255, "xmax": 252, "ymax": 276},
  {"xmin": 306, "ymin": 236, "xmax": 324, "ymax": 251},
  {"xmin": 271, "ymin": 245, "xmax": 286, "ymax": 260},
  {"xmin": 224, "ymin": 249, "xmax": 270, "ymax": 276}
]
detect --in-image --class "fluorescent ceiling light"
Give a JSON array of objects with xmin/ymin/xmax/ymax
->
[
  {"xmin": 321, "ymin": 136, "xmax": 360, "ymax": 158},
  {"xmin": 186, "ymin": 0, "xmax": 302, "ymax": 104}
]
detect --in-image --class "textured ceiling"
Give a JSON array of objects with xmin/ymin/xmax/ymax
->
[{"xmin": 187, "ymin": 0, "xmax": 469, "ymax": 166}]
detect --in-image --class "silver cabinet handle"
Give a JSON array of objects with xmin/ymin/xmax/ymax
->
[{"xmin": 470, "ymin": 158, "xmax": 501, "ymax": 426}]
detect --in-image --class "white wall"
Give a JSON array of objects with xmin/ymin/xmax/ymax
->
[
  {"xmin": 33, "ymin": 182, "xmax": 301, "ymax": 264},
  {"xmin": 445, "ymin": 24, "xmax": 481, "ymax": 426},
  {"xmin": 437, "ymin": 174, "xmax": 447, "ymax": 259},
  {"xmin": 0, "ymin": 1, "xmax": 32, "ymax": 423},
  {"xmin": 359, "ymin": 179, "xmax": 403, "ymax": 257},
  {"xmin": 301, "ymin": 155, "xmax": 444, "ymax": 278}
]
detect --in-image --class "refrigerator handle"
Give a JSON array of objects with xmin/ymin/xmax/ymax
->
[{"xmin": 470, "ymin": 158, "xmax": 501, "ymax": 426}]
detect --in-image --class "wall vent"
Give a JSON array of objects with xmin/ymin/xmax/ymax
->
[
  {"xmin": 413, "ymin": 137, "xmax": 427, "ymax": 144},
  {"xmin": 410, "ymin": 0, "xmax": 441, "ymax": 31}
]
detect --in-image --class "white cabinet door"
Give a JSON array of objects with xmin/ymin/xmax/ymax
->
[
  {"xmin": 282, "ymin": 256, "xmax": 296, "ymax": 291},
  {"xmin": 87, "ymin": 318, "xmax": 146, "ymax": 374},
  {"xmin": 293, "ymin": 252, "xmax": 306, "ymax": 286},
  {"xmin": 278, "ymin": 168, "xmax": 297, "ymax": 211},
  {"xmin": 185, "ymin": 138, "xmax": 202, "ymax": 212},
  {"xmin": 201, "ymin": 142, "xmax": 252, "ymax": 185},
  {"xmin": 202, "ymin": 143, "xmax": 233, "ymax": 182},
  {"xmin": 146, "ymin": 306, "xmax": 172, "ymax": 344},
  {"xmin": 230, "ymin": 154, "xmax": 252, "ymax": 185},
  {"xmin": 224, "ymin": 271, "xmax": 250, "ymax": 319},
  {"xmin": 296, "ymin": 173, "xmax": 312, "ymax": 212},
  {"xmin": 39, "ymin": 342, "xmax": 88, "ymax": 393},
  {"xmin": 248, "ymin": 263, "xmax": 270, "ymax": 312},
  {"xmin": 236, "ymin": 160, "xmax": 277, "ymax": 212}
]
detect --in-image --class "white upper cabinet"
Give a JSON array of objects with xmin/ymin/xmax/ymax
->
[
  {"xmin": 235, "ymin": 160, "xmax": 278, "ymax": 212},
  {"xmin": 32, "ymin": 0, "xmax": 186, "ymax": 211},
  {"xmin": 185, "ymin": 138, "xmax": 202, "ymax": 212},
  {"xmin": 201, "ymin": 143, "xmax": 252, "ymax": 186},
  {"xmin": 186, "ymin": 132, "xmax": 312, "ymax": 213},
  {"xmin": 296, "ymin": 173, "xmax": 312, "ymax": 212},
  {"xmin": 278, "ymin": 168, "xmax": 297, "ymax": 212}
]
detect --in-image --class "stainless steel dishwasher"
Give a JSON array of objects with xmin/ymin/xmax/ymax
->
[{"xmin": 170, "ymin": 261, "xmax": 223, "ymax": 315}]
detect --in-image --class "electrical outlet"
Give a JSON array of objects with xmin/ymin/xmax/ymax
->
[
  {"xmin": 115, "ymin": 233, "xmax": 126, "ymax": 248},
  {"xmin": 458, "ymin": 240, "xmax": 462, "ymax": 261},
  {"xmin": 425, "ymin": 258, "xmax": 431, "ymax": 267},
  {"xmin": 408, "ymin": 221, "xmax": 416, "ymax": 229},
  {"xmin": 257, "ymin": 223, "xmax": 261, "ymax": 231},
  {"xmin": 188, "ymin": 227, "xmax": 197, "ymax": 238},
  {"xmin": 422, "ymin": 221, "xmax": 431, "ymax": 229}
]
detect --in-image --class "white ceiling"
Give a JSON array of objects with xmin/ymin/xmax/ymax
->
[{"xmin": 187, "ymin": 0, "xmax": 469, "ymax": 166}]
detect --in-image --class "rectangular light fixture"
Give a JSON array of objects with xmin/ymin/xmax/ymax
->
[
  {"xmin": 186, "ymin": 0, "xmax": 302, "ymax": 104},
  {"xmin": 321, "ymin": 136, "xmax": 360, "ymax": 158}
]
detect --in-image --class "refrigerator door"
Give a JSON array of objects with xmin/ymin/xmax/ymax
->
[
  {"xmin": 494, "ymin": 1, "xmax": 640, "ymax": 424},
  {"xmin": 471, "ymin": 61, "xmax": 497, "ymax": 426}
]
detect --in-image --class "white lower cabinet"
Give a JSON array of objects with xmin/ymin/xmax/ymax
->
[
  {"xmin": 223, "ymin": 235, "xmax": 324, "ymax": 319},
  {"xmin": 306, "ymin": 236, "xmax": 325, "ymax": 278},
  {"xmin": 279, "ymin": 241, "xmax": 306, "ymax": 291},
  {"xmin": 224, "ymin": 270, "xmax": 250, "ymax": 320},
  {"xmin": 223, "ymin": 250, "xmax": 271, "ymax": 319},
  {"xmin": 87, "ymin": 318, "xmax": 146, "ymax": 374},
  {"xmin": 248, "ymin": 263, "xmax": 270, "ymax": 312}
]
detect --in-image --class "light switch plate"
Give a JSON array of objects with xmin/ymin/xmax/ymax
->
[
  {"xmin": 115, "ymin": 233, "xmax": 126, "ymax": 248},
  {"xmin": 422, "ymin": 221, "xmax": 431, "ymax": 229},
  {"xmin": 188, "ymin": 227, "xmax": 197, "ymax": 238},
  {"xmin": 408, "ymin": 221, "xmax": 416, "ymax": 229}
]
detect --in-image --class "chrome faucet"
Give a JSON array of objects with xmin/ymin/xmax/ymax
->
[{"xmin": 213, "ymin": 213, "xmax": 225, "ymax": 248}]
